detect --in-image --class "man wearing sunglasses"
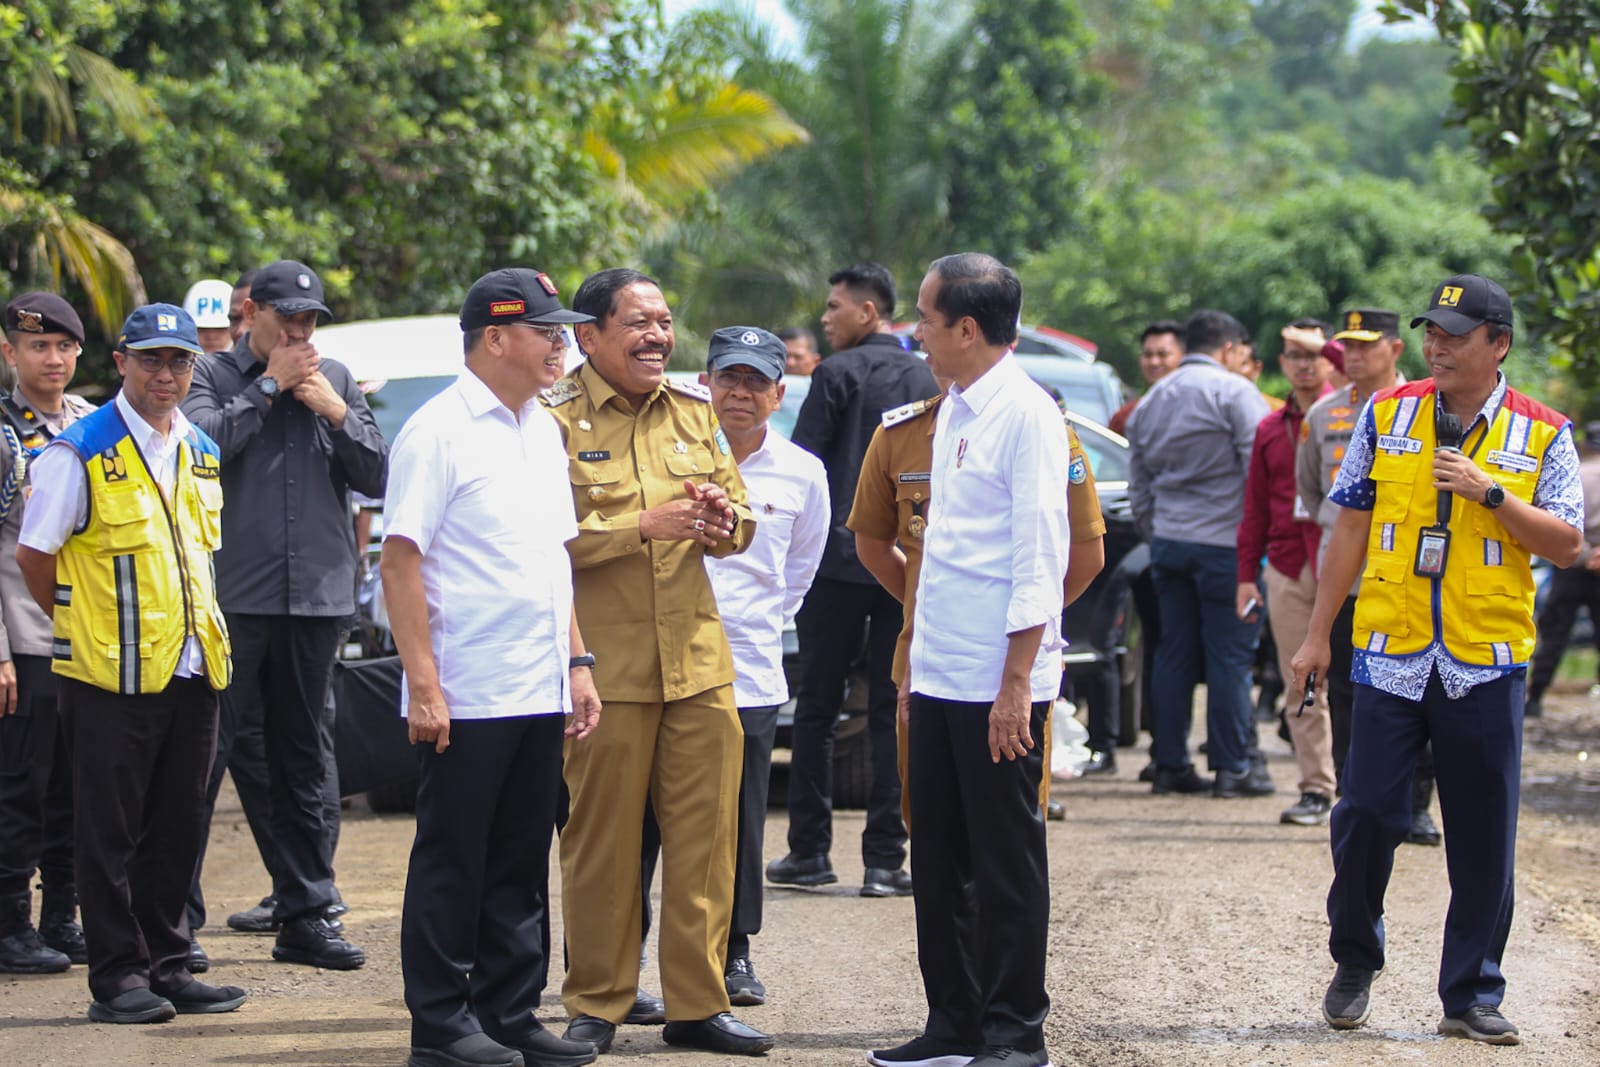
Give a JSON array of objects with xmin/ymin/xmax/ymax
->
[
  {"xmin": 182, "ymin": 260, "xmax": 386, "ymax": 972},
  {"xmin": 17, "ymin": 304, "xmax": 245, "ymax": 1023}
]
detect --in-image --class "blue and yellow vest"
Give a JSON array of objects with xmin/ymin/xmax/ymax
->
[
  {"xmin": 1353, "ymin": 380, "xmax": 1565, "ymax": 668},
  {"xmin": 51, "ymin": 403, "xmax": 231, "ymax": 694}
]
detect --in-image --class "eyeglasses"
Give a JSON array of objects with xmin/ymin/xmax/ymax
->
[
  {"xmin": 127, "ymin": 352, "xmax": 198, "ymax": 375},
  {"xmin": 711, "ymin": 369, "xmax": 777, "ymax": 392},
  {"xmin": 507, "ymin": 322, "xmax": 568, "ymax": 347}
]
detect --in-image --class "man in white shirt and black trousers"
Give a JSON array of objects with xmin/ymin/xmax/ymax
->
[
  {"xmin": 871, "ymin": 254, "xmax": 1070, "ymax": 1067},
  {"xmin": 382, "ymin": 269, "xmax": 603, "ymax": 1067},
  {"xmin": 699, "ymin": 326, "xmax": 829, "ymax": 1007}
]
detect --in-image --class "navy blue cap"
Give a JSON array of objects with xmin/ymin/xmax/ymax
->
[
  {"xmin": 118, "ymin": 303, "xmax": 204, "ymax": 356},
  {"xmin": 706, "ymin": 326, "xmax": 785, "ymax": 380},
  {"xmin": 461, "ymin": 268, "xmax": 593, "ymax": 330},
  {"xmin": 1410, "ymin": 274, "xmax": 1513, "ymax": 335}
]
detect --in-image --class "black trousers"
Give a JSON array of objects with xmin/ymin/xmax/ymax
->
[
  {"xmin": 1078, "ymin": 659, "xmax": 1119, "ymax": 754},
  {"xmin": 219, "ymin": 613, "xmax": 340, "ymax": 922},
  {"xmin": 728, "ymin": 705, "xmax": 777, "ymax": 959},
  {"xmin": 0, "ymin": 655, "xmax": 73, "ymax": 902},
  {"xmin": 62, "ymin": 674, "xmax": 216, "ymax": 1002},
  {"xmin": 788, "ymin": 577, "xmax": 907, "ymax": 868},
  {"xmin": 1528, "ymin": 564, "xmax": 1600, "ymax": 698},
  {"xmin": 187, "ymin": 667, "xmax": 341, "ymax": 931},
  {"xmin": 403, "ymin": 714, "xmax": 564, "ymax": 1048},
  {"xmin": 908, "ymin": 694, "xmax": 1050, "ymax": 1051}
]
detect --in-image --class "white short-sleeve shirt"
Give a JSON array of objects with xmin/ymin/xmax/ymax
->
[
  {"xmin": 910, "ymin": 353, "xmax": 1072, "ymax": 703},
  {"xmin": 383, "ymin": 370, "xmax": 578, "ymax": 719},
  {"xmin": 705, "ymin": 429, "xmax": 829, "ymax": 707}
]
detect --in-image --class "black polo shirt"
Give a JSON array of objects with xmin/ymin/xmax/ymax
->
[
  {"xmin": 181, "ymin": 336, "xmax": 388, "ymax": 616},
  {"xmin": 791, "ymin": 333, "xmax": 938, "ymax": 583}
]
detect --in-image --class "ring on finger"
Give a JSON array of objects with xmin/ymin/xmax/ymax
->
[{"xmin": 692, "ymin": 518, "xmax": 706, "ymax": 532}]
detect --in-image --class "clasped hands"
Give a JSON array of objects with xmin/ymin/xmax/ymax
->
[{"xmin": 639, "ymin": 480, "xmax": 736, "ymax": 548}]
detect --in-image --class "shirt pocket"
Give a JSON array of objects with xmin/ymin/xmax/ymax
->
[
  {"xmin": 190, "ymin": 476, "xmax": 224, "ymax": 549},
  {"xmin": 1353, "ymin": 556, "xmax": 1411, "ymax": 639},
  {"xmin": 96, "ymin": 486, "xmax": 160, "ymax": 554},
  {"xmin": 1367, "ymin": 450, "xmax": 1414, "ymax": 526},
  {"xmin": 895, "ymin": 480, "xmax": 931, "ymax": 543},
  {"xmin": 569, "ymin": 457, "xmax": 626, "ymax": 509},
  {"xmin": 664, "ymin": 446, "xmax": 715, "ymax": 480}
]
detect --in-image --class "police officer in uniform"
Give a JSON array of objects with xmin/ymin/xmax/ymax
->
[
  {"xmin": 16, "ymin": 305, "xmax": 246, "ymax": 1023},
  {"xmin": 1291, "ymin": 276, "xmax": 1583, "ymax": 1046},
  {"xmin": 544, "ymin": 268, "xmax": 771, "ymax": 1057},
  {"xmin": 849, "ymin": 384, "xmax": 1107, "ymax": 831},
  {"xmin": 0, "ymin": 294, "xmax": 95, "ymax": 973}
]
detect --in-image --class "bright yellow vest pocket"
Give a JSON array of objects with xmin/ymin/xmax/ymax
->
[
  {"xmin": 1355, "ymin": 556, "xmax": 1411, "ymax": 638},
  {"xmin": 96, "ymin": 488, "xmax": 159, "ymax": 553},
  {"xmin": 191, "ymin": 477, "xmax": 224, "ymax": 549}
]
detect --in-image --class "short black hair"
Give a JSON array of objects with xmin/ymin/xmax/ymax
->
[
  {"xmin": 777, "ymin": 325, "xmax": 815, "ymax": 345},
  {"xmin": 1486, "ymin": 320, "xmax": 1513, "ymax": 360},
  {"xmin": 1183, "ymin": 309, "xmax": 1246, "ymax": 356},
  {"xmin": 927, "ymin": 253, "xmax": 1022, "ymax": 348},
  {"xmin": 573, "ymin": 268, "xmax": 659, "ymax": 326},
  {"xmin": 1140, "ymin": 320, "xmax": 1183, "ymax": 345},
  {"xmin": 462, "ymin": 326, "xmax": 486, "ymax": 357},
  {"xmin": 828, "ymin": 263, "xmax": 896, "ymax": 320},
  {"xmin": 233, "ymin": 268, "xmax": 258, "ymax": 291}
]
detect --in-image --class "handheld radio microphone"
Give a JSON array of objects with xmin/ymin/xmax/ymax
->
[{"xmin": 1436, "ymin": 411, "xmax": 1463, "ymax": 525}]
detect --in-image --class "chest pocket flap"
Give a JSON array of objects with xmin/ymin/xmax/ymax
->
[
  {"xmin": 570, "ymin": 457, "xmax": 623, "ymax": 487},
  {"xmin": 664, "ymin": 446, "xmax": 715, "ymax": 479},
  {"xmin": 96, "ymin": 486, "xmax": 158, "ymax": 551}
]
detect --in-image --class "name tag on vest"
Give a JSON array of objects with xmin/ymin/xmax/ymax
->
[
  {"xmin": 1377, "ymin": 434, "xmax": 1422, "ymax": 454},
  {"xmin": 1486, "ymin": 449, "xmax": 1538, "ymax": 474},
  {"xmin": 577, "ymin": 451, "xmax": 611, "ymax": 462},
  {"xmin": 898, "ymin": 472, "xmax": 931, "ymax": 484}
]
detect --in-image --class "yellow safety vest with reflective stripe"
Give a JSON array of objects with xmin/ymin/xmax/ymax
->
[
  {"xmin": 1353, "ymin": 380, "xmax": 1563, "ymax": 668},
  {"xmin": 51, "ymin": 405, "xmax": 231, "ymax": 693}
]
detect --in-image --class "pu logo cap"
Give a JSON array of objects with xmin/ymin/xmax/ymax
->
[
  {"xmin": 118, "ymin": 302, "xmax": 204, "ymax": 355},
  {"xmin": 1410, "ymin": 274, "xmax": 1513, "ymax": 335}
]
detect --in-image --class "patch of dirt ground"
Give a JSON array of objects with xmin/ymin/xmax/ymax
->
[{"xmin": 2, "ymin": 693, "xmax": 1597, "ymax": 1067}]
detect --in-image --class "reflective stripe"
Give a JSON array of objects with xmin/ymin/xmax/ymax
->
[
  {"xmin": 1367, "ymin": 632, "xmax": 1388, "ymax": 653},
  {"xmin": 1381, "ymin": 523, "xmax": 1395, "ymax": 552},
  {"xmin": 1492, "ymin": 641, "xmax": 1512, "ymax": 665},
  {"xmin": 1505, "ymin": 413, "xmax": 1530, "ymax": 455},
  {"xmin": 53, "ymin": 584, "xmax": 72, "ymax": 607},
  {"xmin": 1484, "ymin": 539, "xmax": 1503, "ymax": 566},
  {"xmin": 52, "ymin": 638, "xmax": 72, "ymax": 660},
  {"xmin": 1392, "ymin": 396, "xmax": 1420, "ymax": 438},
  {"xmin": 114, "ymin": 554, "xmax": 140, "ymax": 694}
]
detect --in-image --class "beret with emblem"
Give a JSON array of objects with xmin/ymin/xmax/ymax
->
[
  {"xmin": 706, "ymin": 325, "xmax": 785, "ymax": 380},
  {"xmin": 461, "ymin": 267, "xmax": 593, "ymax": 331},
  {"xmin": 5, "ymin": 292, "xmax": 85, "ymax": 343},
  {"xmin": 250, "ymin": 259, "xmax": 334, "ymax": 322}
]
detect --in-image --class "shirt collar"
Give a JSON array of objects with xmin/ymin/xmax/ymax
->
[
  {"xmin": 115, "ymin": 389, "xmax": 190, "ymax": 450},
  {"xmin": 949, "ymin": 352, "xmax": 1023, "ymax": 417},
  {"xmin": 224, "ymin": 335, "xmax": 261, "ymax": 378},
  {"xmin": 577, "ymin": 359, "xmax": 663, "ymax": 414},
  {"xmin": 1468, "ymin": 371, "xmax": 1509, "ymax": 430},
  {"xmin": 457, "ymin": 368, "xmax": 540, "ymax": 422}
]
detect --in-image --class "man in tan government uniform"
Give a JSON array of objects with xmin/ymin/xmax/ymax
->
[
  {"xmin": 541, "ymin": 268, "xmax": 773, "ymax": 1058},
  {"xmin": 848, "ymin": 392, "xmax": 1108, "ymax": 828}
]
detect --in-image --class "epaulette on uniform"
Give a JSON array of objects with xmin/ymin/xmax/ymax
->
[
  {"xmin": 541, "ymin": 376, "xmax": 585, "ymax": 407},
  {"xmin": 881, "ymin": 397, "xmax": 936, "ymax": 429},
  {"xmin": 668, "ymin": 379, "xmax": 712, "ymax": 402}
]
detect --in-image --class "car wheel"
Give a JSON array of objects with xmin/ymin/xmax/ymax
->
[
  {"xmin": 831, "ymin": 714, "xmax": 872, "ymax": 810},
  {"xmin": 1116, "ymin": 604, "xmax": 1144, "ymax": 748},
  {"xmin": 366, "ymin": 779, "xmax": 418, "ymax": 815}
]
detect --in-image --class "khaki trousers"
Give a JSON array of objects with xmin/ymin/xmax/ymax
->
[
  {"xmin": 560, "ymin": 686, "xmax": 742, "ymax": 1023},
  {"xmin": 1263, "ymin": 561, "xmax": 1337, "ymax": 797}
]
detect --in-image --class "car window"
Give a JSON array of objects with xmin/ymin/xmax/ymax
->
[
  {"xmin": 362, "ymin": 375, "xmax": 456, "ymax": 445},
  {"xmin": 1068, "ymin": 420, "xmax": 1130, "ymax": 482}
]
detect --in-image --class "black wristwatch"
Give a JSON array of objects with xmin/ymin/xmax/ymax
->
[
  {"xmin": 569, "ymin": 653, "xmax": 597, "ymax": 670},
  {"xmin": 257, "ymin": 375, "xmax": 280, "ymax": 400},
  {"xmin": 1484, "ymin": 481, "xmax": 1506, "ymax": 510}
]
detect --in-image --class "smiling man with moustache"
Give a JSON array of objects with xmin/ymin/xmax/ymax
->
[{"xmin": 541, "ymin": 269, "xmax": 770, "ymax": 1057}]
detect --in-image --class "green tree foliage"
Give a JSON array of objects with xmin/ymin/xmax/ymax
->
[
  {"xmin": 941, "ymin": 0, "xmax": 1100, "ymax": 263},
  {"xmin": 1383, "ymin": 1, "xmax": 1600, "ymax": 403}
]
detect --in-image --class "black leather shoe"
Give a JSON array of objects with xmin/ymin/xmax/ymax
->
[
  {"xmin": 408, "ymin": 1032, "xmax": 524, "ymax": 1067},
  {"xmin": 186, "ymin": 934, "xmax": 210, "ymax": 973},
  {"xmin": 39, "ymin": 912, "xmax": 87, "ymax": 964},
  {"xmin": 0, "ymin": 923, "xmax": 71, "ymax": 973},
  {"xmin": 1151, "ymin": 765, "xmax": 1211, "ymax": 795},
  {"xmin": 1137, "ymin": 760, "xmax": 1157, "ymax": 783},
  {"xmin": 1406, "ymin": 809, "xmax": 1442, "ymax": 846},
  {"xmin": 157, "ymin": 978, "xmax": 247, "ymax": 1014},
  {"xmin": 860, "ymin": 866, "xmax": 913, "ymax": 897},
  {"xmin": 1214, "ymin": 765, "xmax": 1275, "ymax": 798},
  {"xmin": 562, "ymin": 1016, "xmax": 615, "ymax": 1053},
  {"xmin": 1078, "ymin": 749, "xmax": 1117, "ymax": 776},
  {"xmin": 227, "ymin": 894, "xmax": 279, "ymax": 932},
  {"xmin": 765, "ymin": 852, "xmax": 837, "ymax": 887},
  {"xmin": 505, "ymin": 1024, "xmax": 598, "ymax": 1066},
  {"xmin": 325, "ymin": 886, "xmax": 349, "ymax": 920},
  {"xmin": 624, "ymin": 988, "xmax": 665, "ymax": 1024},
  {"xmin": 662, "ymin": 1012, "xmax": 775, "ymax": 1056},
  {"xmin": 87, "ymin": 987, "xmax": 176, "ymax": 1024},
  {"xmin": 272, "ymin": 916, "xmax": 365, "ymax": 970},
  {"xmin": 725, "ymin": 955, "xmax": 767, "ymax": 1006}
]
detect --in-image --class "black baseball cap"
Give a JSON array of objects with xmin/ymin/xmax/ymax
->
[
  {"xmin": 1410, "ymin": 274, "xmax": 1513, "ymax": 335},
  {"xmin": 1332, "ymin": 308, "xmax": 1400, "ymax": 343},
  {"xmin": 5, "ymin": 292, "xmax": 85, "ymax": 343},
  {"xmin": 707, "ymin": 326, "xmax": 785, "ymax": 380},
  {"xmin": 460, "ymin": 268, "xmax": 593, "ymax": 331},
  {"xmin": 250, "ymin": 260, "xmax": 334, "ymax": 321}
]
